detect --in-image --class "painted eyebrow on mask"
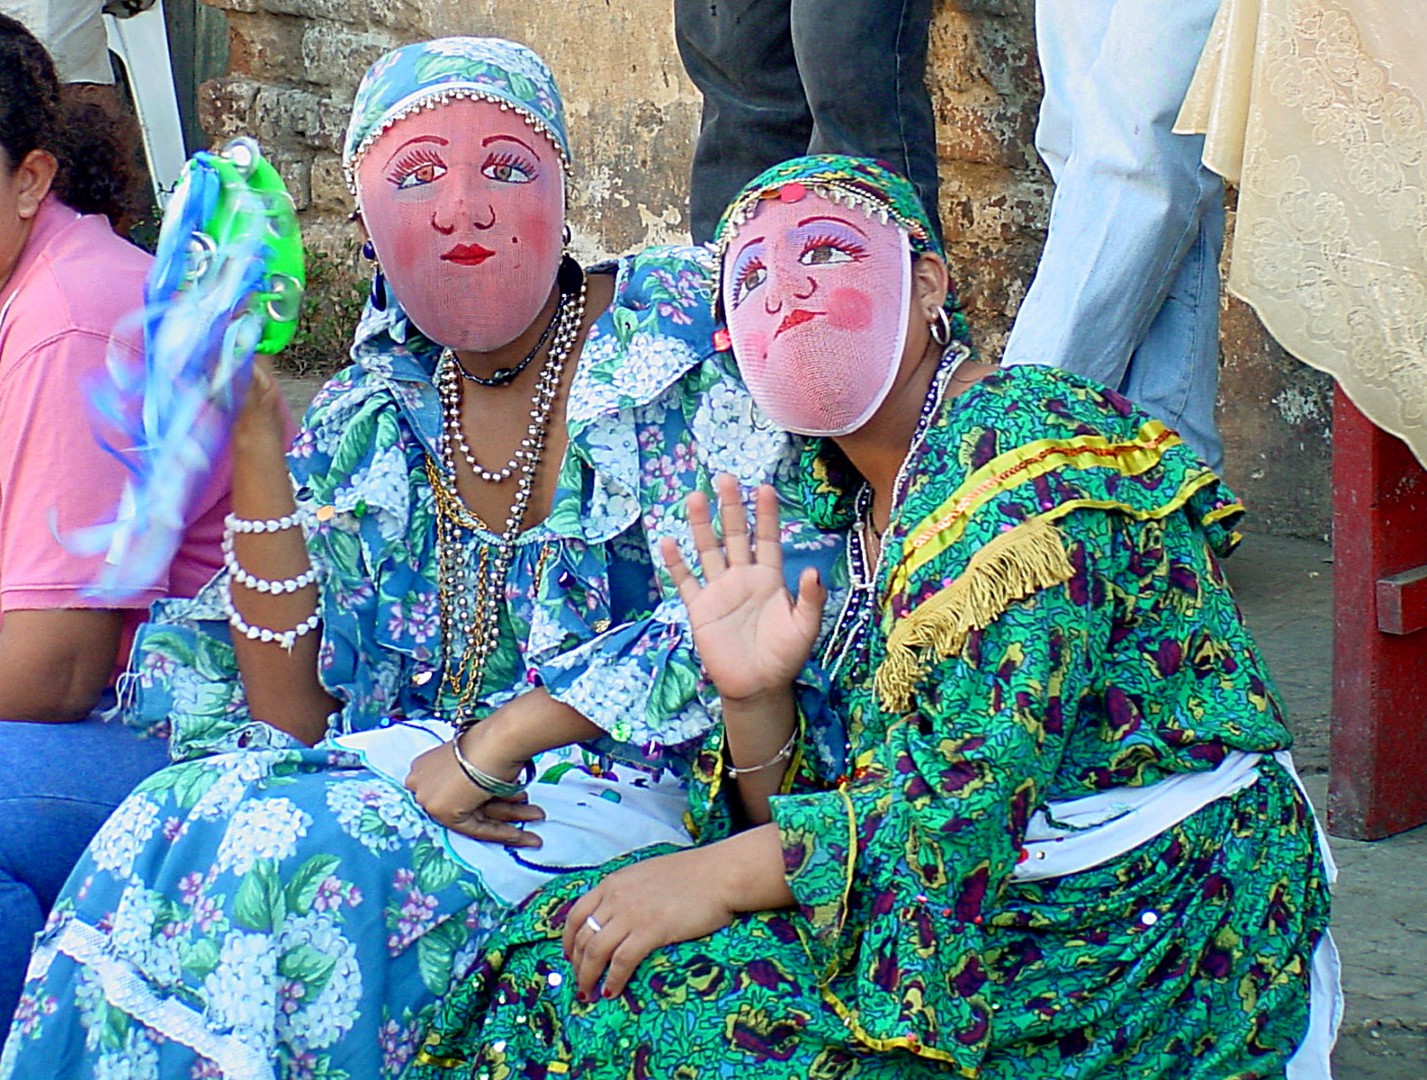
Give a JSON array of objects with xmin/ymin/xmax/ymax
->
[
  {"xmin": 384, "ymin": 134, "xmax": 449, "ymax": 165},
  {"xmin": 731, "ymin": 234, "xmax": 766, "ymax": 260},
  {"xmin": 482, "ymin": 133, "xmax": 543, "ymax": 159},
  {"xmin": 797, "ymin": 214, "xmax": 869, "ymax": 237}
]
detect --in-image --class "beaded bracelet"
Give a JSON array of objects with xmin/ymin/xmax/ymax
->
[
  {"xmin": 222, "ymin": 579, "xmax": 321, "ymax": 652},
  {"xmin": 222, "ymin": 535, "xmax": 319, "ymax": 595},
  {"xmin": 451, "ymin": 736, "xmax": 537, "ymax": 799},
  {"xmin": 725, "ymin": 727, "xmax": 798, "ymax": 779},
  {"xmin": 225, "ymin": 510, "xmax": 305, "ymax": 534}
]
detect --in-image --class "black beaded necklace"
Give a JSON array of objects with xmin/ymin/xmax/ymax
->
[
  {"xmin": 451, "ymin": 299, "xmax": 559, "ymax": 388},
  {"xmin": 450, "ymin": 257, "xmax": 584, "ymax": 387}
]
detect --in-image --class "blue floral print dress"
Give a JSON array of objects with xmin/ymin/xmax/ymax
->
[{"xmin": 0, "ymin": 248, "xmax": 844, "ymax": 1080}]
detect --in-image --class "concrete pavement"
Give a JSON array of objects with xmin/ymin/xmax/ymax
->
[{"xmin": 1229, "ymin": 534, "xmax": 1427, "ymax": 1078}]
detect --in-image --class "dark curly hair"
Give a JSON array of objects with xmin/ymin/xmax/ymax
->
[{"xmin": 0, "ymin": 12, "xmax": 136, "ymax": 222}]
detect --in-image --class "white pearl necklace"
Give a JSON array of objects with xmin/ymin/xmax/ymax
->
[{"xmin": 437, "ymin": 282, "xmax": 585, "ymax": 485}]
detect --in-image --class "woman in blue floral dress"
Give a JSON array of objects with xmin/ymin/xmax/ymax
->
[
  {"xmin": 410, "ymin": 158, "xmax": 1339, "ymax": 1079},
  {"xmin": 0, "ymin": 43, "xmax": 841, "ymax": 1079}
]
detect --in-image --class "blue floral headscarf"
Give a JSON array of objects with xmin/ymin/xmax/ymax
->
[
  {"xmin": 342, "ymin": 37, "xmax": 571, "ymax": 195},
  {"xmin": 711, "ymin": 154, "xmax": 973, "ymax": 352}
]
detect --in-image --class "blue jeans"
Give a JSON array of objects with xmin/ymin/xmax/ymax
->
[
  {"xmin": 0, "ymin": 704, "xmax": 170, "ymax": 1042},
  {"xmin": 675, "ymin": 0, "xmax": 940, "ymax": 244},
  {"xmin": 1001, "ymin": 0, "xmax": 1226, "ymax": 472}
]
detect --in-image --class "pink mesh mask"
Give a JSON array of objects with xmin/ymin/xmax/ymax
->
[
  {"xmin": 355, "ymin": 98, "xmax": 565, "ymax": 352},
  {"xmin": 722, "ymin": 192, "xmax": 911, "ymax": 437}
]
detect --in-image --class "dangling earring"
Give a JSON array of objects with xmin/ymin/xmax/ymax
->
[
  {"xmin": 562, "ymin": 224, "xmax": 572, "ymax": 247},
  {"xmin": 360, "ymin": 238, "xmax": 388, "ymax": 310},
  {"xmin": 557, "ymin": 252, "xmax": 583, "ymax": 293},
  {"xmin": 929, "ymin": 306, "xmax": 952, "ymax": 346}
]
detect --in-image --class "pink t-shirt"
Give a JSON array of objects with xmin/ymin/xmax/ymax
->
[{"xmin": 0, "ymin": 197, "xmax": 232, "ymax": 674}]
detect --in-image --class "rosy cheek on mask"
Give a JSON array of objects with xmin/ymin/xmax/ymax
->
[
  {"xmin": 824, "ymin": 286, "xmax": 874, "ymax": 332},
  {"xmin": 739, "ymin": 330, "xmax": 770, "ymax": 366},
  {"xmin": 511, "ymin": 209, "xmax": 560, "ymax": 264},
  {"xmin": 376, "ymin": 217, "xmax": 429, "ymax": 293}
]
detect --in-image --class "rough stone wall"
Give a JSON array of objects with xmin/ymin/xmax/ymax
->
[{"xmin": 196, "ymin": 0, "xmax": 1332, "ymax": 538}]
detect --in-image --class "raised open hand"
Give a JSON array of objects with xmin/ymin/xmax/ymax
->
[{"xmin": 660, "ymin": 474, "xmax": 826, "ymax": 703}]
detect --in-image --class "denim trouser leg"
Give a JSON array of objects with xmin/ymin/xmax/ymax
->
[
  {"xmin": 792, "ymin": 0, "xmax": 940, "ymax": 240},
  {"xmin": 1123, "ymin": 188, "xmax": 1226, "ymax": 470},
  {"xmin": 675, "ymin": 0, "xmax": 813, "ymax": 243},
  {"xmin": 1003, "ymin": 0, "xmax": 1225, "ymax": 467},
  {"xmin": 675, "ymin": 0, "xmax": 940, "ymax": 243},
  {"xmin": 0, "ymin": 711, "xmax": 170, "ymax": 1041}
]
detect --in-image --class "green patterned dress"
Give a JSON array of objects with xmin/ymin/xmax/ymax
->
[{"xmin": 409, "ymin": 367, "xmax": 1331, "ymax": 1080}]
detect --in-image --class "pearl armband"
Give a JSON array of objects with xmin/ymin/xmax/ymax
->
[
  {"xmin": 222, "ymin": 579, "xmax": 321, "ymax": 652},
  {"xmin": 222, "ymin": 535, "xmax": 319, "ymax": 595},
  {"xmin": 224, "ymin": 510, "xmax": 306, "ymax": 534}
]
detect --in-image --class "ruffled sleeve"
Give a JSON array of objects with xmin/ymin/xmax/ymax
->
[
  {"xmin": 122, "ymin": 357, "xmax": 446, "ymax": 759},
  {"xmin": 290, "ymin": 362, "xmax": 445, "ymax": 733},
  {"xmin": 120, "ymin": 576, "xmax": 305, "ymax": 760}
]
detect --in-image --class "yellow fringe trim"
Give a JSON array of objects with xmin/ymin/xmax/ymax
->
[
  {"xmin": 876, "ymin": 517, "xmax": 1074, "ymax": 713},
  {"xmin": 887, "ymin": 420, "xmax": 1179, "ymax": 598}
]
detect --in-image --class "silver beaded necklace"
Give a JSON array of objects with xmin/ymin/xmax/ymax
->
[
  {"xmin": 819, "ymin": 344, "xmax": 969, "ymax": 689},
  {"xmin": 427, "ymin": 270, "xmax": 589, "ymax": 730},
  {"xmin": 435, "ymin": 286, "xmax": 580, "ymax": 485}
]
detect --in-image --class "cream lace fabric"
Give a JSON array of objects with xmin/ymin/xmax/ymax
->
[{"xmin": 1176, "ymin": 0, "xmax": 1427, "ymax": 467}]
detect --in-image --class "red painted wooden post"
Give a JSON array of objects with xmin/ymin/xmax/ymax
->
[{"xmin": 1329, "ymin": 388, "xmax": 1427, "ymax": 839}]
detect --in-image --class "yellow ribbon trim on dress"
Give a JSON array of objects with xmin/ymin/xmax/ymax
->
[
  {"xmin": 875, "ymin": 456, "xmax": 1239, "ymax": 713},
  {"xmin": 886, "ymin": 420, "xmax": 1178, "ymax": 601},
  {"xmin": 876, "ymin": 516, "xmax": 1075, "ymax": 713},
  {"xmin": 817, "ymin": 987, "xmax": 978, "ymax": 1075},
  {"xmin": 413, "ymin": 1035, "xmax": 467, "ymax": 1070}
]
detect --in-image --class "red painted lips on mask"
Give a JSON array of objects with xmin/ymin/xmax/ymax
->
[
  {"xmin": 442, "ymin": 243, "xmax": 496, "ymax": 266},
  {"xmin": 775, "ymin": 309, "xmax": 821, "ymax": 337}
]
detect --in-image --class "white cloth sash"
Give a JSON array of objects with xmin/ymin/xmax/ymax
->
[
  {"xmin": 335, "ymin": 719, "xmax": 692, "ymax": 906},
  {"xmin": 1011, "ymin": 750, "xmax": 1264, "ymax": 883}
]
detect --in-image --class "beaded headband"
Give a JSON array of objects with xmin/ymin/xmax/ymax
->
[
  {"xmin": 342, "ymin": 38, "xmax": 572, "ymax": 198},
  {"xmin": 712, "ymin": 176, "xmax": 929, "ymax": 267}
]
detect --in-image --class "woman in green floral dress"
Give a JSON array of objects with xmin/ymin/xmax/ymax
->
[
  {"xmin": 410, "ymin": 157, "xmax": 1339, "ymax": 1079},
  {"xmin": 0, "ymin": 46, "xmax": 843, "ymax": 1080}
]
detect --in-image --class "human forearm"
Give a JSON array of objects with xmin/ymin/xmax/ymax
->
[
  {"xmin": 0, "ymin": 609, "xmax": 124, "ymax": 721},
  {"xmin": 709, "ymin": 823, "xmax": 795, "ymax": 912},
  {"xmin": 227, "ymin": 419, "xmax": 336, "ymax": 745},
  {"xmin": 721, "ymin": 687, "xmax": 797, "ymax": 824},
  {"xmin": 563, "ymin": 823, "xmax": 793, "ymax": 999},
  {"xmin": 406, "ymin": 689, "xmax": 601, "ymax": 845},
  {"xmin": 456, "ymin": 688, "xmax": 601, "ymax": 774}
]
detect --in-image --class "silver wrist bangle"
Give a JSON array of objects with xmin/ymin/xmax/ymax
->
[
  {"xmin": 450, "ymin": 736, "xmax": 536, "ymax": 799},
  {"xmin": 725, "ymin": 727, "xmax": 798, "ymax": 779}
]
